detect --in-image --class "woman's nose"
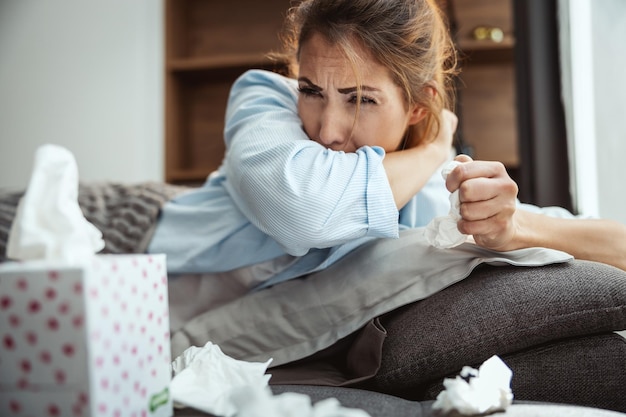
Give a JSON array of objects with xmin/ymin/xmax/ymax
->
[{"xmin": 317, "ymin": 104, "xmax": 350, "ymax": 149}]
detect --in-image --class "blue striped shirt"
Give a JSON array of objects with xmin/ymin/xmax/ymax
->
[{"xmin": 148, "ymin": 70, "xmax": 450, "ymax": 288}]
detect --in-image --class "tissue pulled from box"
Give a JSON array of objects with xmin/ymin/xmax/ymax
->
[
  {"xmin": 433, "ymin": 355, "xmax": 513, "ymax": 415},
  {"xmin": 170, "ymin": 341, "xmax": 371, "ymax": 417},
  {"xmin": 425, "ymin": 160, "xmax": 468, "ymax": 249},
  {"xmin": 7, "ymin": 144, "xmax": 104, "ymax": 263}
]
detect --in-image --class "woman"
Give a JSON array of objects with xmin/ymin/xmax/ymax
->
[{"xmin": 148, "ymin": 0, "xmax": 626, "ymax": 289}]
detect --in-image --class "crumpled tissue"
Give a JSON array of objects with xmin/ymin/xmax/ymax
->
[
  {"xmin": 170, "ymin": 341, "xmax": 371, "ymax": 417},
  {"xmin": 425, "ymin": 160, "xmax": 468, "ymax": 248},
  {"xmin": 7, "ymin": 144, "xmax": 105, "ymax": 263},
  {"xmin": 433, "ymin": 355, "xmax": 514, "ymax": 415},
  {"xmin": 170, "ymin": 341, "xmax": 272, "ymax": 416}
]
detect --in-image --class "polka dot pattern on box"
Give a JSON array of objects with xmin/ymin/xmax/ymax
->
[{"xmin": 0, "ymin": 254, "xmax": 172, "ymax": 417}]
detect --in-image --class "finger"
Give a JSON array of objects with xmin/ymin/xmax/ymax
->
[
  {"xmin": 446, "ymin": 160, "xmax": 508, "ymax": 193},
  {"xmin": 458, "ymin": 176, "xmax": 506, "ymax": 203},
  {"xmin": 457, "ymin": 160, "xmax": 507, "ymax": 181},
  {"xmin": 442, "ymin": 154, "xmax": 471, "ymax": 192},
  {"xmin": 459, "ymin": 194, "xmax": 516, "ymax": 222},
  {"xmin": 457, "ymin": 216, "xmax": 494, "ymax": 237},
  {"xmin": 457, "ymin": 211, "xmax": 511, "ymax": 240},
  {"xmin": 459, "ymin": 198, "xmax": 500, "ymax": 222}
]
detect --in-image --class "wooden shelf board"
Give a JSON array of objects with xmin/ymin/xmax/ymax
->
[
  {"xmin": 167, "ymin": 54, "xmax": 274, "ymax": 72},
  {"xmin": 457, "ymin": 36, "xmax": 515, "ymax": 51}
]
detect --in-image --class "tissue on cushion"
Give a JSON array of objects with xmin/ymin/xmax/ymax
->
[
  {"xmin": 420, "ymin": 333, "xmax": 626, "ymax": 412},
  {"xmin": 370, "ymin": 260, "xmax": 626, "ymax": 393}
]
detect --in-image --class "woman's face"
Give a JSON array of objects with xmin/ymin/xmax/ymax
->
[{"xmin": 297, "ymin": 33, "xmax": 424, "ymax": 153}]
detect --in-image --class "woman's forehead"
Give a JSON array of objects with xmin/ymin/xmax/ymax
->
[{"xmin": 298, "ymin": 33, "xmax": 390, "ymax": 85}]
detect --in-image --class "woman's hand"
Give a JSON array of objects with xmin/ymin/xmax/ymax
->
[
  {"xmin": 447, "ymin": 155, "xmax": 626, "ymax": 271},
  {"xmin": 445, "ymin": 154, "xmax": 521, "ymax": 251}
]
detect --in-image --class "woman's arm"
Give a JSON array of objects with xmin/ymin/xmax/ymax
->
[
  {"xmin": 222, "ymin": 70, "xmax": 453, "ymax": 255},
  {"xmin": 511, "ymin": 212, "xmax": 626, "ymax": 271},
  {"xmin": 447, "ymin": 155, "xmax": 626, "ymax": 271},
  {"xmin": 383, "ymin": 109, "xmax": 457, "ymax": 209}
]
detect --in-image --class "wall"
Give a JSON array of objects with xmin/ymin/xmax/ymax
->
[{"xmin": 0, "ymin": 0, "xmax": 163, "ymax": 190}]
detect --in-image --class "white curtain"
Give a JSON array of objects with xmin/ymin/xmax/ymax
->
[{"xmin": 558, "ymin": 0, "xmax": 626, "ymax": 222}]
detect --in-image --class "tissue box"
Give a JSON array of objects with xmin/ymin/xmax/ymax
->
[{"xmin": 0, "ymin": 254, "xmax": 173, "ymax": 417}]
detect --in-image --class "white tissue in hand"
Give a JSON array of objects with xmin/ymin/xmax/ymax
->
[
  {"xmin": 7, "ymin": 144, "xmax": 104, "ymax": 263},
  {"xmin": 170, "ymin": 341, "xmax": 273, "ymax": 417},
  {"xmin": 433, "ymin": 355, "xmax": 514, "ymax": 415},
  {"xmin": 425, "ymin": 160, "xmax": 467, "ymax": 248}
]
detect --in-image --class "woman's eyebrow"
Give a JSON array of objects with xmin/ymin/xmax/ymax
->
[
  {"xmin": 337, "ymin": 86, "xmax": 381, "ymax": 94},
  {"xmin": 297, "ymin": 77, "xmax": 323, "ymax": 91},
  {"xmin": 297, "ymin": 77, "xmax": 380, "ymax": 95}
]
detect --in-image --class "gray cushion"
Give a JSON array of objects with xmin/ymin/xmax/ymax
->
[
  {"xmin": 371, "ymin": 260, "xmax": 626, "ymax": 397},
  {"xmin": 505, "ymin": 332, "xmax": 626, "ymax": 412},
  {"xmin": 421, "ymin": 333, "xmax": 626, "ymax": 413},
  {"xmin": 170, "ymin": 229, "xmax": 571, "ymax": 365}
]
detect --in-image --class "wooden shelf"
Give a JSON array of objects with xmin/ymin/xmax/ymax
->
[
  {"xmin": 167, "ymin": 54, "xmax": 275, "ymax": 72},
  {"xmin": 163, "ymin": 0, "xmax": 522, "ymax": 184},
  {"xmin": 457, "ymin": 36, "xmax": 515, "ymax": 51},
  {"xmin": 164, "ymin": 0, "xmax": 290, "ymax": 184},
  {"xmin": 450, "ymin": 0, "xmax": 519, "ymax": 169}
]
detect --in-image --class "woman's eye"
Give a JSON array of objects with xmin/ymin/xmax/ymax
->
[
  {"xmin": 349, "ymin": 95, "xmax": 377, "ymax": 105},
  {"xmin": 298, "ymin": 86, "xmax": 321, "ymax": 97}
]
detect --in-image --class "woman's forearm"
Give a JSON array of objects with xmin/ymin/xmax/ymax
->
[
  {"xmin": 383, "ymin": 109, "xmax": 457, "ymax": 209},
  {"xmin": 383, "ymin": 141, "xmax": 450, "ymax": 209},
  {"xmin": 513, "ymin": 210, "xmax": 626, "ymax": 271}
]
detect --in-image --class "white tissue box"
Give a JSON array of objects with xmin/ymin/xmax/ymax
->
[{"xmin": 0, "ymin": 254, "xmax": 173, "ymax": 417}]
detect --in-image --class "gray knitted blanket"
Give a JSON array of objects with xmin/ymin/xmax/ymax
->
[{"xmin": 0, "ymin": 182, "xmax": 189, "ymax": 262}]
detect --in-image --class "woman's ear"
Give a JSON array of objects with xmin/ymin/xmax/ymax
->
[
  {"xmin": 408, "ymin": 106, "xmax": 428, "ymax": 125},
  {"xmin": 407, "ymin": 85, "xmax": 436, "ymax": 125}
]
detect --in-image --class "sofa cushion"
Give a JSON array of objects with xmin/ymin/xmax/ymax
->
[
  {"xmin": 371, "ymin": 261, "xmax": 626, "ymax": 398},
  {"xmin": 170, "ymin": 229, "xmax": 571, "ymax": 365},
  {"xmin": 507, "ymin": 332, "xmax": 626, "ymax": 412},
  {"xmin": 420, "ymin": 332, "xmax": 626, "ymax": 412}
]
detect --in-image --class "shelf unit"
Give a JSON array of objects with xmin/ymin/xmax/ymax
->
[
  {"xmin": 449, "ymin": 0, "xmax": 519, "ymax": 170},
  {"xmin": 164, "ymin": 0, "xmax": 521, "ymax": 184},
  {"xmin": 164, "ymin": 0, "xmax": 290, "ymax": 184}
]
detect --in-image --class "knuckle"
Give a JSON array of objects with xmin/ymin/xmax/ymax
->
[
  {"xmin": 459, "ymin": 203, "xmax": 472, "ymax": 220},
  {"xmin": 503, "ymin": 178, "xmax": 518, "ymax": 196}
]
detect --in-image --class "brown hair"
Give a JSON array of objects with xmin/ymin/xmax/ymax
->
[{"xmin": 275, "ymin": 0, "xmax": 458, "ymax": 148}]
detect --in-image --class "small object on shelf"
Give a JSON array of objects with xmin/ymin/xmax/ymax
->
[{"xmin": 472, "ymin": 25, "xmax": 505, "ymax": 43}]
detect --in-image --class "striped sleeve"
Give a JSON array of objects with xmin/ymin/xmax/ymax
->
[{"xmin": 222, "ymin": 70, "xmax": 399, "ymax": 256}]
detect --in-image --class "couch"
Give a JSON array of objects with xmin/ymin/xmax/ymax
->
[{"xmin": 2, "ymin": 183, "xmax": 625, "ymax": 415}]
